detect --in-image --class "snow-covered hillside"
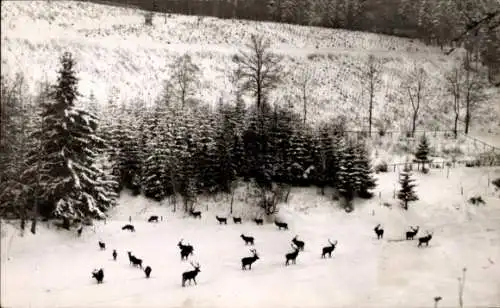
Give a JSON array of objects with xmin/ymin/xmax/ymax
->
[
  {"xmin": 2, "ymin": 167, "xmax": 500, "ymax": 307},
  {"xmin": 1, "ymin": 1, "xmax": 499, "ymax": 133}
]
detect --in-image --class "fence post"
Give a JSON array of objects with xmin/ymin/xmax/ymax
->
[{"xmin": 447, "ymin": 166, "xmax": 450, "ymax": 179}]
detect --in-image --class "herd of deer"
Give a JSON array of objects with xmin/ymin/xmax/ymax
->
[
  {"xmin": 373, "ymin": 224, "xmax": 434, "ymax": 246},
  {"xmin": 90, "ymin": 213, "xmax": 434, "ymax": 286}
]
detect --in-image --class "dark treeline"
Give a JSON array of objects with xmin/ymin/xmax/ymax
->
[{"xmin": 85, "ymin": 0, "xmax": 500, "ymax": 84}]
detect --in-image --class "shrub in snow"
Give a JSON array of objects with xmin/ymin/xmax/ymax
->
[
  {"xmin": 375, "ymin": 161, "xmax": 388, "ymax": 173},
  {"xmin": 493, "ymin": 178, "xmax": 500, "ymax": 189}
]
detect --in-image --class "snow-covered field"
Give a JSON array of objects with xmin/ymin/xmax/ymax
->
[
  {"xmin": 2, "ymin": 167, "xmax": 500, "ymax": 308},
  {"xmin": 2, "ymin": 1, "xmax": 499, "ymax": 133}
]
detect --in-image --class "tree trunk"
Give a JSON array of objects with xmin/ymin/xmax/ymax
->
[
  {"xmin": 368, "ymin": 95, "xmax": 373, "ymax": 137},
  {"xmin": 454, "ymin": 112, "xmax": 459, "ymax": 139},
  {"xmin": 303, "ymin": 88, "xmax": 307, "ymax": 125},
  {"xmin": 465, "ymin": 101, "xmax": 471, "ymax": 135},
  {"xmin": 230, "ymin": 191, "xmax": 234, "ymax": 214},
  {"xmin": 412, "ymin": 112, "xmax": 418, "ymax": 137}
]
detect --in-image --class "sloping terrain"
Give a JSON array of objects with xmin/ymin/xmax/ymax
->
[
  {"xmin": 1, "ymin": 167, "xmax": 500, "ymax": 307},
  {"xmin": 1, "ymin": 0, "xmax": 499, "ymax": 134}
]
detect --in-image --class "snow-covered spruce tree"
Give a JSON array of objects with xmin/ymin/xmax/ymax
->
[
  {"xmin": 397, "ymin": 171, "xmax": 419, "ymax": 210},
  {"xmin": 415, "ymin": 134, "xmax": 431, "ymax": 171},
  {"xmin": 141, "ymin": 103, "xmax": 174, "ymax": 201},
  {"xmin": 310, "ymin": 124, "xmax": 334, "ymax": 194},
  {"xmin": 353, "ymin": 144, "xmax": 377, "ymax": 198},
  {"xmin": 285, "ymin": 126, "xmax": 312, "ymax": 185},
  {"xmin": 21, "ymin": 52, "xmax": 117, "ymax": 221},
  {"xmin": 213, "ymin": 101, "xmax": 238, "ymax": 193},
  {"xmin": 116, "ymin": 101, "xmax": 144, "ymax": 195},
  {"xmin": 268, "ymin": 103, "xmax": 293, "ymax": 183},
  {"xmin": 336, "ymin": 138, "xmax": 356, "ymax": 211}
]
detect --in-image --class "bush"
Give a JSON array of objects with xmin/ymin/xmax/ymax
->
[
  {"xmin": 468, "ymin": 196, "xmax": 485, "ymax": 205},
  {"xmin": 492, "ymin": 178, "xmax": 500, "ymax": 189},
  {"xmin": 375, "ymin": 161, "xmax": 388, "ymax": 173},
  {"xmin": 422, "ymin": 167, "xmax": 429, "ymax": 174}
]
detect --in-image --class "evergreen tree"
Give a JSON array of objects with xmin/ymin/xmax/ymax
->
[
  {"xmin": 310, "ymin": 124, "xmax": 334, "ymax": 194},
  {"xmin": 415, "ymin": 134, "xmax": 430, "ymax": 171},
  {"xmin": 21, "ymin": 52, "xmax": 117, "ymax": 220},
  {"xmin": 397, "ymin": 171, "xmax": 419, "ymax": 210},
  {"xmin": 353, "ymin": 144, "xmax": 377, "ymax": 198},
  {"xmin": 336, "ymin": 139, "xmax": 356, "ymax": 208}
]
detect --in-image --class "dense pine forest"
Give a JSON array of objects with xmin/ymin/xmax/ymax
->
[
  {"xmin": 1, "ymin": 37, "xmax": 379, "ymax": 229},
  {"xmin": 92, "ymin": 0, "xmax": 500, "ymax": 84}
]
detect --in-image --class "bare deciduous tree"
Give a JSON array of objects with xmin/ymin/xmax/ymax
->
[
  {"xmin": 446, "ymin": 64, "xmax": 462, "ymax": 138},
  {"xmin": 462, "ymin": 61, "xmax": 487, "ymax": 135},
  {"xmin": 168, "ymin": 54, "xmax": 200, "ymax": 109},
  {"xmin": 360, "ymin": 55, "xmax": 382, "ymax": 137},
  {"xmin": 404, "ymin": 65, "xmax": 428, "ymax": 137},
  {"xmin": 292, "ymin": 65, "xmax": 313, "ymax": 124},
  {"xmin": 232, "ymin": 35, "xmax": 284, "ymax": 112}
]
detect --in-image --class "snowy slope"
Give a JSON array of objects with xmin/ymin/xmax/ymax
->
[
  {"xmin": 2, "ymin": 167, "xmax": 500, "ymax": 307},
  {"xmin": 1, "ymin": 0, "xmax": 499, "ymax": 132}
]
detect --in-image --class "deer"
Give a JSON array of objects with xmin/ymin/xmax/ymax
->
[
  {"xmin": 112, "ymin": 249, "xmax": 117, "ymax": 261},
  {"xmin": 321, "ymin": 239, "xmax": 338, "ymax": 258},
  {"xmin": 291, "ymin": 236, "xmax": 305, "ymax": 251},
  {"xmin": 240, "ymin": 234, "xmax": 254, "ymax": 245},
  {"xmin": 148, "ymin": 215, "xmax": 159, "ymax": 223},
  {"xmin": 275, "ymin": 220, "xmax": 288, "ymax": 230},
  {"xmin": 216, "ymin": 215, "xmax": 228, "ymax": 224},
  {"xmin": 178, "ymin": 239, "xmax": 194, "ymax": 260},
  {"xmin": 406, "ymin": 226, "xmax": 420, "ymax": 240},
  {"xmin": 241, "ymin": 249, "xmax": 259, "ymax": 270},
  {"xmin": 98, "ymin": 241, "xmax": 106, "ymax": 250},
  {"xmin": 181, "ymin": 262, "xmax": 201, "ymax": 287},
  {"xmin": 127, "ymin": 251, "xmax": 143, "ymax": 268},
  {"xmin": 122, "ymin": 224, "xmax": 135, "ymax": 232},
  {"xmin": 190, "ymin": 209, "xmax": 202, "ymax": 219},
  {"xmin": 144, "ymin": 266, "xmax": 152, "ymax": 278},
  {"xmin": 77, "ymin": 227, "xmax": 83, "ymax": 237},
  {"xmin": 232, "ymin": 216, "xmax": 242, "ymax": 224},
  {"xmin": 253, "ymin": 218, "xmax": 264, "ymax": 225},
  {"xmin": 285, "ymin": 244, "xmax": 300, "ymax": 266},
  {"xmin": 417, "ymin": 232, "xmax": 433, "ymax": 247},
  {"xmin": 374, "ymin": 224, "xmax": 384, "ymax": 239},
  {"xmin": 92, "ymin": 268, "xmax": 104, "ymax": 284}
]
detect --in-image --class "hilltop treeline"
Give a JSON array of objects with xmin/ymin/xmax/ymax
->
[{"xmin": 87, "ymin": 0, "xmax": 500, "ymax": 84}]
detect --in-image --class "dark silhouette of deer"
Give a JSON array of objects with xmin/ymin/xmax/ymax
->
[
  {"xmin": 291, "ymin": 236, "xmax": 305, "ymax": 251},
  {"xmin": 178, "ymin": 239, "xmax": 194, "ymax": 260},
  {"xmin": 182, "ymin": 262, "xmax": 201, "ymax": 287},
  {"xmin": 144, "ymin": 266, "xmax": 152, "ymax": 278},
  {"xmin": 321, "ymin": 239, "xmax": 338, "ymax": 258},
  {"xmin": 112, "ymin": 249, "xmax": 117, "ymax": 261},
  {"xmin": 77, "ymin": 227, "xmax": 83, "ymax": 237},
  {"xmin": 216, "ymin": 215, "xmax": 227, "ymax": 224},
  {"xmin": 148, "ymin": 215, "xmax": 159, "ymax": 223},
  {"xmin": 241, "ymin": 249, "xmax": 259, "ymax": 270},
  {"xmin": 190, "ymin": 209, "xmax": 202, "ymax": 219},
  {"xmin": 240, "ymin": 234, "xmax": 254, "ymax": 245},
  {"xmin": 418, "ymin": 232, "xmax": 433, "ymax": 247},
  {"xmin": 374, "ymin": 224, "xmax": 384, "ymax": 239},
  {"xmin": 285, "ymin": 244, "xmax": 300, "ymax": 266},
  {"xmin": 406, "ymin": 226, "xmax": 420, "ymax": 240},
  {"xmin": 275, "ymin": 220, "xmax": 288, "ymax": 230},
  {"xmin": 253, "ymin": 218, "xmax": 263, "ymax": 225},
  {"xmin": 232, "ymin": 216, "xmax": 242, "ymax": 224},
  {"xmin": 92, "ymin": 268, "xmax": 104, "ymax": 284},
  {"xmin": 122, "ymin": 224, "xmax": 135, "ymax": 232},
  {"xmin": 127, "ymin": 251, "xmax": 143, "ymax": 268},
  {"xmin": 98, "ymin": 241, "xmax": 106, "ymax": 250}
]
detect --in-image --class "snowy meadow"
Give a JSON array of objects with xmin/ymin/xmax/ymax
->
[
  {"xmin": 2, "ymin": 167, "xmax": 500, "ymax": 307},
  {"xmin": 1, "ymin": 1, "xmax": 500, "ymax": 308}
]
